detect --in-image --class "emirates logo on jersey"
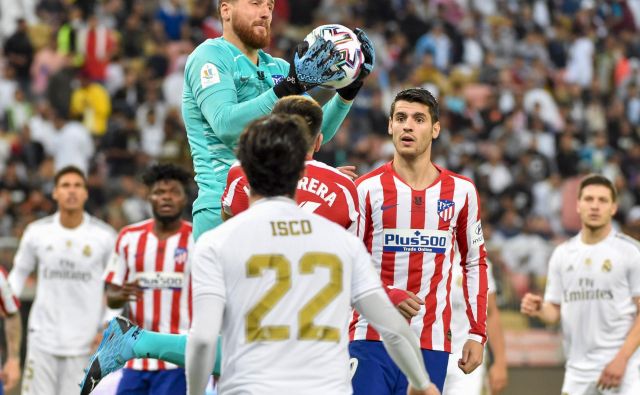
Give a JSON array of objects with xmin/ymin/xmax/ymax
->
[{"xmin": 437, "ymin": 199, "xmax": 455, "ymax": 222}]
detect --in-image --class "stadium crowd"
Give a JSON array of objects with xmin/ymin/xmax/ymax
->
[{"xmin": 1, "ymin": 0, "xmax": 640, "ymax": 316}]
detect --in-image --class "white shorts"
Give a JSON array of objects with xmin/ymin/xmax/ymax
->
[
  {"xmin": 562, "ymin": 367, "xmax": 640, "ymax": 395},
  {"xmin": 21, "ymin": 344, "xmax": 90, "ymax": 395},
  {"xmin": 443, "ymin": 351, "xmax": 486, "ymax": 395}
]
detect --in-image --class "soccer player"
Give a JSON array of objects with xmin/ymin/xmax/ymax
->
[
  {"xmin": 80, "ymin": 98, "xmax": 356, "ymax": 393},
  {"xmin": 0, "ymin": 267, "xmax": 22, "ymax": 394},
  {"xmin": 9, "ymin": 166, "xmax": 116, "ymax": 395},
  {"xmin": 521, "ymin": 174, "xmax": 640, "ymax": 395},
  {"xmin": 182, "ymin": 0, "xmax": 374, "ymax": 238},
  {"xmin": 101, "ymin": 164, "xmax": 194, "ymax": 395},
  {"xmin": 221, "ymin": 95, "xmax": 359, "ymax": 232},
  {"xmin": 186, "ymin": 113, "xmax": 439, "ymax": 395},
  {"xmin": 443, "ymin": 260, "xmax": 508, "ymax": 395},
  {"xmin": 350, "ymin": 88, "xmax": 489, "ymax": 394}
]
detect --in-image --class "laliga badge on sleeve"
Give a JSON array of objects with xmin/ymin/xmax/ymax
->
[{"xmin": 201, "ymin": 63, "xmax": 220, "ymax": 88}]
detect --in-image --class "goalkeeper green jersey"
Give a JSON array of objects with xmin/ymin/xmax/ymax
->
[{"xmin": 182, "ymin": 37, "xmax": 351, "ymax": 214}]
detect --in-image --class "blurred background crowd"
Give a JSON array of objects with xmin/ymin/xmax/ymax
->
[{"xmin": 1, "ymin": 0, "xmax": 640, "ymax": 368}]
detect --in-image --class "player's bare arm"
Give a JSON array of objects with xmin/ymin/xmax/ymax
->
[
  {"xmin": 105, "ymin": 281, "xmax": 141, "ymax": 309},
  {"xmin": 486, "ymin": 293, "xmax": 508, "ymax": 394},
  {"xmin": 597, "ymin": 296, "xmax": 640, "ymax": 390},
  {"xmin": 520, "ymin": 293, "xmax": 561, "ymax": 325},
  {"xmin": 2, "ymin": 311, "xmax": 21, "ymax": 392}
]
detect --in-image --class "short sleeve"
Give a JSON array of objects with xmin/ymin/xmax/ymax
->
[
  {"xmin": 544, "ymin": 246, "xmax": 564, "ymax": 304},
  {"xmin": 192, "ymin": 233, "xmax": 226, "ymax": 301},
  {"xmin": 628, "ymin": 246, "xmax": 640, "ymax": 297},
  {"xmin": 350, "ymin": 236, "xmax": 383, "ymax": 303},
  {"xmin": 103, "ymin": 232, "xmax": 130, "ymax": 286}
]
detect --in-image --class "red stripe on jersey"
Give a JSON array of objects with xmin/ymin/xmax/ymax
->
[
  {"xmin": 134, "ymin": 226, "xmax": 150, "ymax": 371},
  {"xmin": 363, "ymin": 192, "xmax": 373, "ymax": 253},
  {"xmin": 349, "ymin": 310, "xmax": 360, "ymax": 340},
  {"xmin": 421, "ymin": 176, "xmax": 455, "ymax": 350},
  {"xmin": 0, "ymin": 294, "xmax": 7, "ymax": 316},
  {"xmin": 407, "ymin": 189, "xmax": 426, "ymax": 295},
  {"xmin": 152, "ymin": 239, "xmax": 166, "ymax": 332},
  {"xmin": 153, "ymin": 235, "xmax": 167, "ymax": 371},
  {"xmin": 170, "ymin": 224, "xmax": 190, "ymax": 334},
  {"xmin": 442, "ymin": 241, "xmax": 455, "ymax": 352},
  {"xmin": 366, "ymin": 171, "xmax": 399, "ymax": 341}
]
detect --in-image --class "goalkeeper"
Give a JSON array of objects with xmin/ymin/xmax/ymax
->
[{"xmin": 183, "ymin": 0, "xmax": 375, "ymax": 240}]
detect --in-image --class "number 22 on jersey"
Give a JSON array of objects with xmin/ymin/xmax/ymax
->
[{"xmin": 245, "ymin": 253, "xmax": 342, "ymax": 343}]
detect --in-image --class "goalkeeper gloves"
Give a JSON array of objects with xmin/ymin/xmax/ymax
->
[
  {"xmin": 337, "ymin": 28, "xmax": 376, "ymax": 101},
  {"xmin": 274, "ymin": 37, "xmax": 345, "ymax": 98}
]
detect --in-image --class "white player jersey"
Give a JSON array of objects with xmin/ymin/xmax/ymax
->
[
  {"xmin": 449, "ymin": 257, "xmax": 496, "ymax": 354},
  {"xmin": 193, "ymin": 197, "xmax": 382, "ymax": 395},
  {"xmin": 352, "ymin": 162, "xmax": 488, "ymax": 352},
  {"xmin": 544, "ymin": 230, "xmax": 640, "ymax": 380},
  {"xmin": 104, "ymin": 219, "xmax": 194, "ymax": 371},
  {"xmin": 9, "ymin": 213, "xmax": 116, "ymax": 356}
]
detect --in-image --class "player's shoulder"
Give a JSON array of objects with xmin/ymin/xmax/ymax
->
[
  {"xmin": 87, "ymin": 215, "xmax": 116, "ymax": 235},
  {"xmin": 25, "ymin": 215, "xmax": 55, "ymax": 231},
  {"xmin": 355, "ymin": 162, "xmax": 389, "ymax": 188},
  {"xmin": 117, "ymin": 219, "xmax": 154, "ymax": 240},
  {"xmin": 442, "ymin": 167, "xmax": 478, "ymax": 193},
  {"xmin": 612, "ymin": 231, "xmax": 640, "ymax": 256},
  {"xmin": 307, "ymin": 160, "xmax": 355, "ymax": 186},
  {"xmin": 187, "ymin": 38, "xmax": 235, "ymax": 66},
  {"xmin": 227, "ymin": 161, "xmax": 245, "ymax": 178}
]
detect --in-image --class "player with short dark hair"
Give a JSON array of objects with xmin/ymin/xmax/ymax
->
[
  {"xmin": 350, "ymin": 88, "xmax": 489, "ymax": 394},
  {"xmin": 222, "ymin": 96, "xmax": 359, "ymax": 232},
  {"xmin": 522, "ymin": 174, "xmax": 640, "ymax": 394},
  {"xmin": 186, "ymin": 113, "xmax": 439, "ymax": 395},
  {"xmin": 10, "ymin": 166, "xmax": 116, "ymax": 395},
  {"xmin": 101, "ymin": 163, "xmax": 194, "ymax": 395}
]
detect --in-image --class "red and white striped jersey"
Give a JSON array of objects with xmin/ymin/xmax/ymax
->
[
  {"xmin": 350, "ymin": 162, "xmax": 488, "ymax": 352},
  {"xmin": 104, "ymin": 219, "xmax": 194, "ymax": 371},
  {"xmin": 0, "ymin": 267, "xmax": 19, "ymax": 317},
  {"xmin": 221, "ymin": 160, "xmax": 359, "ymax": 232}
]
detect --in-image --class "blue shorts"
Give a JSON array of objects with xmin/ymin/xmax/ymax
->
[
  {"xmin": 349, "ymin": 340, "xmax": 449, "ymax": 394},
  {"xmin": 117, "ymin": 368, "xmax": 186, "ymax": 395}
]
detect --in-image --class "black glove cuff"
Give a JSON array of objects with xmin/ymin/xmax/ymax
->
[
  {"xmin": 273, "ymin": 76, "xmax": 306, "ymax": 98},
  {"xmin": 337, "ymin": 79, "xmax": 363, "ymax": 101}
]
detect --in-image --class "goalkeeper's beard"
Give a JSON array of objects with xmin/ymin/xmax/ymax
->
[{"xmin": 232, "ymin": 18, "xmax": 270, "ymax": 50}]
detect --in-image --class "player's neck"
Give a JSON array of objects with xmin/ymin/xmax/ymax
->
[
  {"xmin": 223, "ymin": 31, "xmax": 259, "ymax": 64},
  {"xmin": 581, "ymin": 223, "xmax": 612, "ymax": 244},
  {"xmin": 392, "ymin": 153, "xmax": 439, "ymax": 190},
  {"xmin": 153, "ymin": 219, "xmax": 183, "ymax": 239},
  {"xmin": 58, "ymin": 209, "xmax": 84, "ymax": 229}
]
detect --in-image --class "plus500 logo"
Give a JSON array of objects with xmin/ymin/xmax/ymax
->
[
  {"xmin": 382, "ymin": 229, "xmax": 449, "ymax": 254},
  {"xmin": 136, "ymin": 272, "xmax": 184, "ymax": 290}
]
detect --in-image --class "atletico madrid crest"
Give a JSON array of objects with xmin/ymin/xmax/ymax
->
[
  {"xmin": 174, "ymin": 247, "xmax": 188, "ymax": 266},
  {"xmin": 437, "ymin": 199, "xmax": 455, "ymax": 222}
]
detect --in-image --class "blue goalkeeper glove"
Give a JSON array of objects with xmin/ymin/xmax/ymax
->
[
  {"xmin": 337, "ymin": 28, "xmax": 376, "ymax": 101},
  {"xmin": 274, "ymin": 37, "xmax": 345, "ymax": 98}
]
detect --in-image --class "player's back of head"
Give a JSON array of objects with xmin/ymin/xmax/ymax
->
[
  {"xmin": 237, "ymin": 114, "xmax": 311, "ymax": 198},
  {"xmin": 272, "ymin": 96, "xmax": 323, "ymax": 137}
]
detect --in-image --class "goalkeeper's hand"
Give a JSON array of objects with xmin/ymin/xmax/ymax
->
[
  {"xmin": 274, "ymin": 37, "xmax": 345, "ymax": 98},
  {"xmin": 337, "ymin": 28, "xmax": 375, "ymax": 101}
]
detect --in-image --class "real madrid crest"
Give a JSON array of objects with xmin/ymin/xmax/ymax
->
[
  {"xmin": 83, "ymin": 245, "xmax": 92, "ymax": 257},
  {"xmin": 601, "ymin": 259, "xmax": 612, "ymax": 272}
]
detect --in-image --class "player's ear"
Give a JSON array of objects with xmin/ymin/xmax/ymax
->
[
  {"xmin": 387, "ymin": 118, "xmax": 392, "ymax": 136},
  {"xmin": 313, "ymin": 134, "xmax": 323, "ymax": 153},
  {"xmin": 432, "ymin": 121, "xmax": 441, "ymax": 140},
  {"xmin": 220, "ymin": 1, "xmax": 232, "ymax": 23}
]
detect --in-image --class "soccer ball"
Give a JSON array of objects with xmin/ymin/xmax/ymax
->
[{"xmin": 304, "ymin": 24, "xmax": 364, "ymax": 89}]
